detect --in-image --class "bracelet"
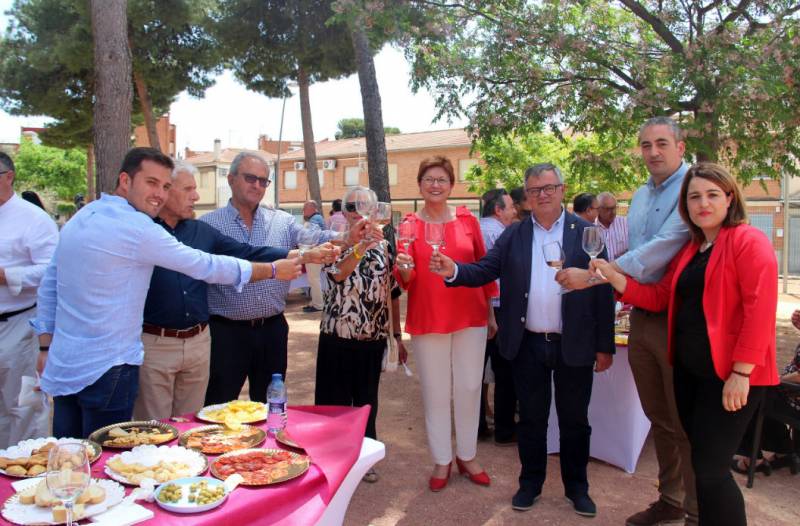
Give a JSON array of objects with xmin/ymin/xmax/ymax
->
[
  {"xmin": 730, "ymin": 369, "xmax": 751, "ymax": 378},
  {"xmin": 353, "ymin": 244, "xmax": 364, "ymax": 260},
  {"xmin": 269, "ymin": 262, "xmax": 277, "ymax": 279},
  {"xmin": 39, "ymin": 346, "xmax": 49, "ymax": 352}
]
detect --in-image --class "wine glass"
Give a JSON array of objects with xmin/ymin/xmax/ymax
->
[
  {"xmin": 397, "ymin": 218, "xmax": 416, "ymax": 270},
  {"xmin": 46, "ymin": 442, "xmax": 91, "ymax": 526},
  {"xmin": 425, "ymin": 222, "xmax": 445, "ymax": 254},
  {"xmin": 542, "ymin": 240, "xmax": 571, "ymax": 294},
  {"xmin": 354, "ymin": 188, "xmax": 377, "ymax": 240},
  {"xmin": 326, "ymin": 221, "xmax": 348, "ymax": 274},
  {"xmin": 297, "ymin": 223, "xmax": 321, "ymax": 252},
  {"xmin": 582, "ymin": 226, "xmax": 606, "ymax": 281}
]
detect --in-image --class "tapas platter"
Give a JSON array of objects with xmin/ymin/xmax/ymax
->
[{"xmin": 210, "ymin": 449, "xmax": 309, "ymax": 486}]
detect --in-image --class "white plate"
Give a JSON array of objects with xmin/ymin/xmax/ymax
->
[
  {"xmin": 1, "ymin": 478, "xmax": 124, "ymax": 526},
  {"xmin": 154, "ymin": 477, "xmax": 228, "ymax": 514},
  {"xmin": 0, "ymin": 438, "xmax": 102, "ymax": 478},
  {"xmin": 104, "ymin": 445, "xmax": 207, "ymax": 486},
  {"xmin": 196, "ymin": 402, "xmax": 267, "ymax": 424}
]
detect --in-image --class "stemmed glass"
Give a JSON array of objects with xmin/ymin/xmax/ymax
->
[
  {"xmin": 582, "ymin": 226, "xmax": 606, "ymax": 281},
  {"xmin": 397, "ymin": 219, "xmax": 416, "ymax": 270},
  {"xmin": 297, "ymin": 223, "xmax": 321, "ymax": 252},
  {"xmin": 354, "ymin": 189, "xmax": 378, "ymax": 240},
  {"xmin": 425, "ymin": 222, "xmax": 445, "ymax": 254},
  {"xmin": 46, "ymin": 442, "xmax": 91, "ymax": 526},
  {"xmin": 326, "ymin": 221, "xmax": 347, "ymax": 274},
  {"xmin": 542, "ymin": 240, "xmax": 571, "ymax": 294}
]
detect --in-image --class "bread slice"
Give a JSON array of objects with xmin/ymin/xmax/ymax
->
[
  {"xmin": 52, "ymin": 503, "xmax": 85, "ymax": 522},
  {"xmin": 17, "ymin": 484, "xmax": 37, "ymax": 505},
  {"xmin": 34, "ymin": 481, "xmax": 58, "ymax": 507}
]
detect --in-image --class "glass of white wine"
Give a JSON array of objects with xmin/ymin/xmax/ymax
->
[
  {"xmin": 46, "ymin": 442, "xmax": 91, "ymax": 526},
  {"xmin": 326, "ymin": 221, "xmax": 348, "ymax": 274},
  {"xmin": 542, "ymin": 240, "xmax": 571, "ymax": 294},
  {"xmin": 397, "ymin": 218, "xmax": 416, "ymax": 269},
  {"xmin": 582, "ymin": 226, "xmax": 606, "ymax": 282}
]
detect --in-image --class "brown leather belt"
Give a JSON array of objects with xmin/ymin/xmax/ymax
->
[{"xmin": 142, "ymin": 322, "xmax": 208, "ymax": 339}]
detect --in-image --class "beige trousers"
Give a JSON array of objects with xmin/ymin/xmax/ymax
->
[
  {"xmin": 306, "ymin": 263, "xmax": 324, "ymax": 310},
  {"xmin": 628, "ymin": 309, "xmax": 697, "ymax": 515},
  {"xmin": 412, "ymin": 326, "xmax": 488, "ymax": 465},
  {"xmin": 133, "ymin": 327, "xmax": 211, "ymax": 421}
]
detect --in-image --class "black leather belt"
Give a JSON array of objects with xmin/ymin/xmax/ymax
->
[
  {"xmin": 210, "ymin": 314, "xmax": 281, "ymax": 328},
  {"xmin": 526, "ymin": 331, "xmax": 561, "ymax": 342},
  {"xmin": 0, "ymin": 304, "xmax": 35, "ymax": 322}
]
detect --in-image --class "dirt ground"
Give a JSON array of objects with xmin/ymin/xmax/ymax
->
[{"xmin": 280, "ymin": 290, "xmax": 800, "ymax": 526}]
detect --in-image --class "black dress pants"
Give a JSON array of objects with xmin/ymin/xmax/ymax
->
[
  {"xmin": 314, "ymin": 332, "xmax": 384, "ymax": 439},
  {"xmin": 673, "ymin": 365, "xmax": 766, "ymax": 526},
  {"xmin": 512, "ymin": 331, "xmax": 593, "ymax": 498},
  {"xmin": 204, "ymin": 314, "xmax": 288, "ymax": 405}
]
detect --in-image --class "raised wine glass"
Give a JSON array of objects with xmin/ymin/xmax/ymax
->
[
  {"xmin": 397, "ymin": 218, "xmax": 416, "ymax": 270},
  {"xmin": 582, "ymin": 226, "xmax": 606, "ymax": 281},
  {"xmin": 424, "ymin": 222, "xmax": 445, "ymax": 254},
  {"xmin": 325, "ymin": 221, "xmax": 348, "ymax": 274},
  {"xmin": 46, "ymin": 442, "xmax": 91, "ymax": 526},
  {"xmin": 354, "ymin": 189, "xmax": 378, "ymax": 240},
  {"xmin": 297, "ymin": 222, "xmax": 321, "ymax": 252},
  {"xmin": 542, "ymin": 240, "xmax": 571, "ymax": 294}
]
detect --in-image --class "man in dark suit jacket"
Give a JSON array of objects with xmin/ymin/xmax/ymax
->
[{"xmin": 430, "ymin": 163, "xmax": 615, "ymax": 517}]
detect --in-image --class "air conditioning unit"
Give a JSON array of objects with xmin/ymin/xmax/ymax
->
[
  {"xmin": 322, "ymin": 159, "xmax": 337, "ymax": 170},
  {"xmin": 293, "ymin": 161, "xmax": 305, "ymax": 170}
]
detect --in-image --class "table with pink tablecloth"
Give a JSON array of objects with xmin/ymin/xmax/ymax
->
[{"xmin": 0, "ymin": 405, "xmax": 370, "ymax": 526}]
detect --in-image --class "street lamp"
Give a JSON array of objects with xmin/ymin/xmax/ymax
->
[{"xmin": 273, "ymin": 82, "xmax": 297, "ymax": 207}]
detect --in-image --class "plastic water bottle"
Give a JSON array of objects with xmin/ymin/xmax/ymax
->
[{"xmin": 267, "ymin": 373, "xmax": 287, "ymax": 436}]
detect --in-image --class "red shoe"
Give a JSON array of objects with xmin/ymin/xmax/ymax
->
[
  {"xmin": 429, "ymin": 463, "xmax": 451, "ymax": 492},
  {"xmin": 455, "ymin": 457, "xmax": 490, "ymax": 486}
]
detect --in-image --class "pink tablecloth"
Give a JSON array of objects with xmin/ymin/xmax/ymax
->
[{"xmin": 0, "ymin": 405, "xmax": 369, "ymax": 526}]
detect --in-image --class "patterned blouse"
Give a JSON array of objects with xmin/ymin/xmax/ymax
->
[{"xmin": 321, "ymin": 244, "xmax": 400, "ymax": 342}]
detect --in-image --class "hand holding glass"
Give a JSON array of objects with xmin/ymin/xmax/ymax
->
[
  {"xmin": 397, "ymin": 219, "xmax": 416, "ymax": 270},
  {"xmin": 326, "ymin": 222, "xmax": 348, "ymax": 274},
  {"xmin": 582, "ymin": 226, "xmax": 606, "ymax": 281},
  {"xmin": 543, "ymin": 241, "xmax": 571, "ymax": 294},
  {"xmin": 46, "ymin": 442, "xmax": 91, "ymax": 526},
  {"xmin": 297, "ymin": 223, "xmax": 321, "ymax": 251}
]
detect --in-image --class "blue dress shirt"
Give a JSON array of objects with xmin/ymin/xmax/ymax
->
[
  {"xmin": 615, "ymin": 163, "xmax": 691, "ymax": 283},
  {"xmin": 307, "ymin": 213, "xmax": 326, "ymax": 230},
  {"xmin": 200, "ymin": 202, "xmax": 332, "ymax": 320},
  {"xmin": 33, "ymin": 194, "xmax": 253, "ymax": 397},
  {"xmin": 143, "ymin": 218, "xmax": 289, "ymax": 329}
]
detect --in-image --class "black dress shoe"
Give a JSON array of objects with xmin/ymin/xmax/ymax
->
[
  {"xmin": 494, "ymin": 433, "xmax": 518, "ymax": 447},
  {"xmin": 302, "ymin": 305, "xmax": 322, "ymax": 313},
  {"xmin": 566, "ymin": 494, "xmax": 597, "ymax": 517},
  {"xmin": 511, "ymin": 487, "xmax": 541, "ymax": 511}
]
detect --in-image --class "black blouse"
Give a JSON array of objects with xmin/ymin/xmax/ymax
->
[{"xmin": 674, "ymin": 245, "xmax": 716, "ymax": 378}]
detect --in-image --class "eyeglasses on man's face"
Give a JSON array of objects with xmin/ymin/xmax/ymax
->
[
  {"xmin": 240, "ymin": 172, "xmax": 270, "ymax": 187},
  {"xmin": 524, "ymin": 183, "xmax": 563, "ymax": 197}
]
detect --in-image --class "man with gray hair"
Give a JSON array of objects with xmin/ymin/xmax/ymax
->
[
  {"xmin": 595, "ymin": 191, "xmax": 628, "ymax": 261},
  {"xmin": 0, "ymin": 152, "xmax": 58, "ymax": 447},
  {"xmin": 557, "ymin": 117, "xmax": 696, "ymax": 525},
  {"xmin": 200, "ymin": 152, "xmax": 360, "ymax": 405},
  {"xmin": 134, "ymin": 161, "xmax": 335, "ymax": 420}
]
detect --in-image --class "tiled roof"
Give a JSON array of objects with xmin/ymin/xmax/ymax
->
[
  {"xmin": 185, "ymin": 148, "xmax": 276, "ymax": 165},
  {"xmin": 281, "ymin": 128, "xmax": 472, "ymax": 161}
]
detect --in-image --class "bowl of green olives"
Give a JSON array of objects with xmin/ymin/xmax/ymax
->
[{"xmin": 154, "ymin": 476, "xmax": 228, "ymax": 513}]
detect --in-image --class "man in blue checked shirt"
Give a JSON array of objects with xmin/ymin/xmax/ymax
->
[
  {"xmin": 133, "ymin": 162, "xmax": 338, "ymax": 421},
  {"xmin": 33, "ymin": 148, "xmax": 304, "ymax": 439},
  {"xmin": 200, "ymin": 152, "xmax": 364, "ymax": 406}
]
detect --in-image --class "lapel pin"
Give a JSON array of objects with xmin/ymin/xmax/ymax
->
[{"xmin": 570, "ymin": 223, "xmax": 575, "ymax": 230}]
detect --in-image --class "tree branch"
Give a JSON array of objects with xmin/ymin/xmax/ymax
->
[
  {"xmin": 713, "ymin": 0, "xmax": 753, "ymax": 33},
  {"xmin": 618, "ymin": 0, "xmax": 685, "ymax": 55}
]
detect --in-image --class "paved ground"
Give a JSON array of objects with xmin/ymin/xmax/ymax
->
[{"xmin": 280, "ymin": 290, "xmax": 800, "ymax": 526}]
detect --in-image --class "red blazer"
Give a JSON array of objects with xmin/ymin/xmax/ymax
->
[{"xmin": 621, "ymin": 224, "xmax": 779, "ymax": 386}]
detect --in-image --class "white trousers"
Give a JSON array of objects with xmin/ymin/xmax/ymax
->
[
  {"xmin": 412, "ymin": 326, "xmax": 488, "ymax": 465},
  {"xmin": 306, "ymin": 263, "xmax": 324, "ymax": 309},
  {"xmin": 0, "ymin": 309, "xmax": 48, "ymax": 449}
]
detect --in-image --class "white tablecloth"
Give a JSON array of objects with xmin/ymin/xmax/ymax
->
[{"xmin": 546, "ymin": 346, "xmax": 650, "ymax": 473}]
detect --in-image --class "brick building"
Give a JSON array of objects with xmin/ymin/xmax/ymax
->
[{"xmin": 133, "ymin": 114, "xmax": 177, "ymax": 156}]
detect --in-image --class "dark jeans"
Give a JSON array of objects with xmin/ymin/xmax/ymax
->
[
  {"xmin": 205, "ymin": 314, "xmax": 288, "ymax": 405},
  {"xmin": 673, "ymin": 365, "xmax": 766, "ymax": 526},
  {"xmin": 512, "ymin": 331, "xmax": 593, "ymax": 497},
  {"xmin": 314, "ymin": 332, "xmax": 384, "ymax": 439},
  {"xmin": 53, "ymin": 364, "xmax": 139, "ymax": 438}
]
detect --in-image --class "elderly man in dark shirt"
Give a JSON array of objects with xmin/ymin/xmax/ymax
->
[{"xmin": 134, "ymin": 162, "xmax": 336, "ymax": 420}]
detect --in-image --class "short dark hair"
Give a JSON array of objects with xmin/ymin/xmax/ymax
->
[
  {"xmin": 572, "ymin": 192, "xmax": 597, "ymax": 214},
  {"xmin": 21, "ymin": 190, "xmax": 46, "ymax": 210},
  {"xmin": 509, "ymin": 186, "xmax": 526, "ymax": 205},
  {"xmin": 0, "ymin": 151, "xmax": 15, "ymax": 173},
  {"xmin": 417, "ymin": 156, "xmax": 455, "ymax": 185},
  {"xmin": 331, "ymin": 198, "xmax": 342, "ymax": 212},
  {"xmin": 481, "ymin": 188, "xmax": 508, "ymax": 218},
  {"xmin": 119, "ymin": 147, "xmax": 174, "ymax": 181}
]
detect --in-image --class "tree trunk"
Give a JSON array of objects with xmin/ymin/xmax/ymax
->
[
  {"xmin": 86, "ymin": 144, "xmax": 95, "ymax": 201},
  {"xmin": 132, "ymin": 67, "xmax": 161, "ymax": 151},
  {"xmin": 297, "ymin": 66, "xmax": 322, "ymax": 208},
  {"xmin": 91, "ymin": 0, "xmax": 132, "ymax": 195},
  {"xmin": 693, "ymin": 105, "xmax": 719, "ymax": 163},
  {"xmin": 351, "ymin": 17, "xmax": 391, "ymax": 203}
]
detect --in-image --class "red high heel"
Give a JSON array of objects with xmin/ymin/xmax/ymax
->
[
  {"xmin": 429, "ymin": 463, "xmax": 451, "ymax": 492},
  {"xmin": 455, "ymin": 457, "xmax": 490, "ymax": 486}
]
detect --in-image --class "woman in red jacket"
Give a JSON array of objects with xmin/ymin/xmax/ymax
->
[
  {"xmin": 592, "ymin": 162, "xmax": 778, "ymax": 526},
  {"xmin": 395, "ymin": 156, "xmax": 496, "ymax": 492}
]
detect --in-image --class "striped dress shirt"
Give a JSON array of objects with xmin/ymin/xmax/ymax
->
[{"xmin": 596, "ymin": 215, "xmax": 628, "ymax": 262}]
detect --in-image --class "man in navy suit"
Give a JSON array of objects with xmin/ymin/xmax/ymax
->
[{"xmin": 430, "ymin": 163, "xmax": 615, "ymax": 517}]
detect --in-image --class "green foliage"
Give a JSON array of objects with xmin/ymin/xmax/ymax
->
[
  {"xmin": 12, "ymin": 140, "xmax": 87, "ymax": 201},
  {"xmin": 334, "ymin": 117, "xmax": 401, "ymax": 139},
  {"xmin": 466, "ymin": 131, "xmax": 647, "ymax": 201},
  {"xmin": 409, "ymin": 0, "xmax": 800, "ymax": 184}
]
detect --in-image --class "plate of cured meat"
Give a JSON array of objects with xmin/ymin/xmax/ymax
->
[
  {"xmin": 179, "ymin": 425, "xmax": 266, "ymax": 455},
  {"xmin": 209, "ymin": 449, "xmax": 309, "ymax": 486}
]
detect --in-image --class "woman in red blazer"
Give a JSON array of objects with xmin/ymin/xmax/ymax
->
[{"xmin": 592, "ymin": 162, "xmax": 778, "ymax": 526}]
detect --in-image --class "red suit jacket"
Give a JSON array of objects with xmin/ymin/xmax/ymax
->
[{"xmin": 621, "ymin": 224, "xmax": 779, "ymax": 386}]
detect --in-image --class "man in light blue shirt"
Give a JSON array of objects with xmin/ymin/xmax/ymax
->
[
  {"xmin": 557, "ymin": 117, "xmax": 696, "ymax": 525},
  {"xmin": 33, "ymin": 148, "xmax": 300, "ymax": 439}
]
